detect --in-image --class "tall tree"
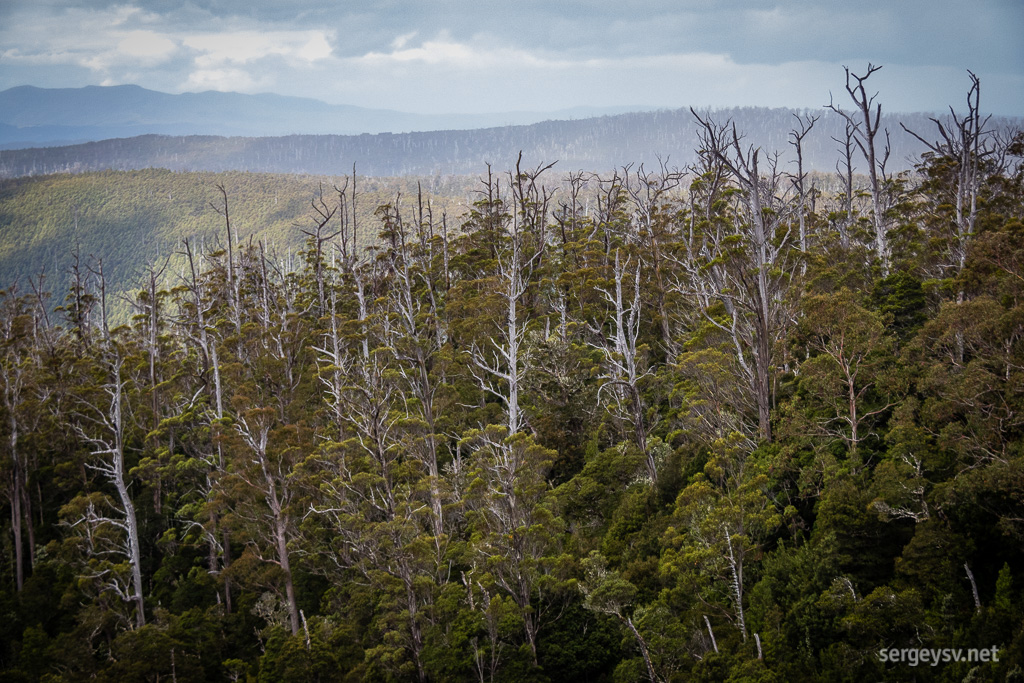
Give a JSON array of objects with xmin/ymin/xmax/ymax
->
[
  {"xmin": 69, "ymin": 346, "xmax": 146, "ymax": 628},
  {"xmin": 903, "ymin": 72, "xmax": 997, "ymax": 286},
  {"xmin": 827, "ymin": 64, "xmax": 896, "ymax": 273},
  {"xmin": 677, "ymin": 111, "xmax": 800, "ymax": 442}
]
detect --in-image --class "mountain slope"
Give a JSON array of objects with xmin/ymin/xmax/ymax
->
[
  {"xmin": 0, "ymin": 85, "xmax": 651, "ymax": 147},
  {"xmin": 0, "ymin": 168, "xmax": 474, "ymax": 316},
  {"xmin": 5, "ymin": 106, "xmax": 1018, "ymax": 178}
]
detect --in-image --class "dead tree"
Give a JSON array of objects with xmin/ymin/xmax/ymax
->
[
  {"xmin": 72, "ymin": 351, "xmax": 146, "ymax": 628},
  {"xmin": 309, "ymin": 334, "xmax": 433, "ymax": 682},
  {"xmin": 232, "ymin": 408, "xmax": 301, "ymax": 636},
  {"xmin": 592, "ymin": 251, "xmax": 658, "ymax": 482},
  {"xmin": 210, "ymin": 184, "xmax": 242, "ymax": 336},
  {"xmin": 469, "ymin": 235, "xmax": 532, "ymax": 436},
  {"xmin": 130, "ymin": 258, "xmax": 170, "ymax": 431},
  {"xmin": 178, "ymin": 239, "xmax": 233, "ymax": 610},
  {"xmin": 789, "ymin": 113, "xmax": 820, "ymax": 266},
  {"xmin": 379, "ymin": 202, "xmax": 448, "ymax": 540},
  {"xmin": 678, "ymin": 111, "xmax": 799, "ymax": 443},
  {"xmin": 828, "ymin": 64, "xmax": 894, "ymax": 273},
  {"xmin": 830, "ymin": 120, "xmax": 858, "ymax": 249},
  {"xmin": 902, "ymin": 71, "xmax": 994, "ymax": 282},
  {"xmin": 470, "ymin": 162, "xmax": 550, "ymax": 437},
  {"xmin": 299, "ymin": 184, "xmax": 340, "ymax": 316},
  {"xmin": 1, "ymin": 290, "xmax": 31, "ymax": 591},
  {"xmin": 624, "ymin": 161, "xmax": 685, "ymax": 357},
  {"xmin": 86, "ymin": 257, "xmax": 110, "ymax": 342}
]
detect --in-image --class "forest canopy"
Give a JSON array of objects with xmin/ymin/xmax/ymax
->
[{"xmin": 1, "ymin": 72, "xmax": 1023, "ymax": 682}]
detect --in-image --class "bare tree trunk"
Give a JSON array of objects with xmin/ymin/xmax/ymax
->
[
  {"xmin": 965, "ymin": 562, "xmax": 981, "ymax": 613},
  {"xmin": 688, "ymin": 110, "xmax": 796, "ymax": 443},
  {"xmin": 624, "ymin": 163, "xmax": 684, "ymax": 359},
  {"xmin": 401, "ymin": 564, "xmax": 428, "ymax": 682},
  {"xmin": 469, "ymin": 165, "xmax": 545, "ymax": 438},
  {"xmin": 829, "ymin": 64, "xmax": 892, "ymax": 273},
  {"xmin": 275, "ymin": 516, "xmax": 300, "ymax": 635},
  {"xmin": 902, "ymin": 72, "xmax": 992, "ymax": 355},
  {"xmin": 723, "ymin": 525, "xmax": 746, "ymax": 640},
  {"xmin": 182, "ymin": 240, "xmax": 230, "ymax": 609},
  {"xmin": 112, "ymin": 361, "xmax": 146, "ymax": 628},
  {"xmin": 623, "ymin": 615, "xmax": 659, "ymax": 682},
  {"xmin": 595, "ymin": 252, "xmax": 657, "ymax": 480},
  {"xmin": 2, "ymin": 342, "xmax": 25, "ymax": 590},
  {"xmin": 22, "ymin": 481, "xmax": 34, "ymax": 572},
  {"xmin": 76, "ymin": 356, "xmax": 147, "ymax": 628},
  {"xmin": 704, "ymin": 615, "xmax": 718, "ymax": 653},
  {"xmin": 237, "ymin": 414, "xmax": 300, "ymax": 635},
  {"xmin": 790, "ymin": 113, "xmax": 819, "ymax": 273},
  {"xmin": 9, "ymin": 469, "xmax": 23, "ymax": 591},
  {"xmin": 833, "ymin": 121, "xmax": 856, "ymax": 249}
]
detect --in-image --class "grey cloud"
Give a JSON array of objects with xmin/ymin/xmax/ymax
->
[
  {"xmin": 11, "ymin": 0, "xmax": 1022, "ymax": 68},
  {"xmin": 0, "ymin": 0, "xmax": 1020, "ymax": 115}
]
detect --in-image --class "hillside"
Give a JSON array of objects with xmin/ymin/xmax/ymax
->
[
  {"xmin": 0, "ymin": 169, "xmax": 475, "ymax": 315},
  {"xmin": 6, "ymin": 107, "xmax": 1018, "ymax": 178}
]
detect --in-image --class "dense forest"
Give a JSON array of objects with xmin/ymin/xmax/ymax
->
[
  {"xmin": 1, "ymin": 74, "xmax": 1024, "ymax": 682},
  {"xmin": 4, "ymin": 107, "xmax": 1021, "ymax": 180}
]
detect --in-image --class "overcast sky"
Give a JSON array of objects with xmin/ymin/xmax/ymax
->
[{"xmin": 1, "ymin": 0, "xmax": 1022, "ymax": 115}]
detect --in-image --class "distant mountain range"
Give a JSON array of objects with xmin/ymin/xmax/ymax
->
[
  {"xmin": 3, "ymin": 108, "xmax": 1019, "ymax": 179},
  {"xmin": 0, "ymin": 84, "xmax": 654, "ymax": 148},
  {"xmin": 1, "ymin": 85, "xmax": 1020, "ymax": 178}
]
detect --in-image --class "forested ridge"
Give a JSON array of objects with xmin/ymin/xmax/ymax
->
[
  {"xmin": 3, "ymin": 106, "xmax": 1021, "ymax": 180},
  {"xmin": 1, "ymin": 75, "xmax": 1024, "ymax": 682}
]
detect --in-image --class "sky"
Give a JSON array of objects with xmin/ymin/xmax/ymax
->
[{"xmin": 1, "ymin": 0, "xmax": 1022, "ymax": 116}]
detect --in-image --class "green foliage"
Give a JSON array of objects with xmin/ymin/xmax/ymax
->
[
  {"xmin": 0, "ymin": 124, "xmax": 1023, "ymax": 682},
  {"xmin": 870, "ymin": 271, "xmax": 928, "ymax": 337}
]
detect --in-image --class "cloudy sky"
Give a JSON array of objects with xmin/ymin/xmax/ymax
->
[{"xmin": 1, "ymin": 0, "xmax": 1022, "ymax": 115}]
